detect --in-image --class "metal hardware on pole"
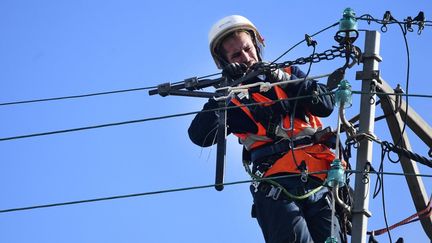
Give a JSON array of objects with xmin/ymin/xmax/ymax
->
[{"xmin": 351, "ymin": 30, "xmax": 381, "ymax": 243}]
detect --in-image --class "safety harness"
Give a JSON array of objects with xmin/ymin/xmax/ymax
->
[{"xmin": 230, "ymin": 68, "xmax": 336, "ymax": 185}]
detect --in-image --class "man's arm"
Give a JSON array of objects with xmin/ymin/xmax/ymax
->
[
  {"xmin": 188, "ymin": 99, "xmax": 220, "ymax": 147},
  {"xmin": 289, "ymin": 65, "xmax": 335, "ymax": 117}
]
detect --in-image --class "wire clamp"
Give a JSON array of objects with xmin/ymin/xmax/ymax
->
[
  {"xmin": 355, "ymin": 70, "xmax": 381, "ymax": 82},
  {"xmin": 351, "ymin": 208, "xmax": 372, "ymax": 218}
]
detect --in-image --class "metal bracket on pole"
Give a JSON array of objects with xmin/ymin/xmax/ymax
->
[
  {"xmin": 361, "ymin": 53, "xmax": 383, "ymax": 63},
  {"xmin": 351, "ymin": 209, "xmax": 372, "ymax": 218},
  {"xmin": 351, "ymin": 30, "xmax": 381, "ymax": 243},
  {"xmin": 355, "ymin": 70, "xmax": 381, "ymax": 84}
]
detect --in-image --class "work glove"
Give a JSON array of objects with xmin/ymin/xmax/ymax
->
[
  {"xmin": 222, "ymin": 62, "xmax": 248, "ymax": 80},
  {"xmin": 250, "ymin": 61, "xmax": 291, "ymax": 83}
]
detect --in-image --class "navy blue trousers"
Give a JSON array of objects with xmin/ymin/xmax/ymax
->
[{"xmin": 251, "ymin": 176, "xmax": 342, "ymax": 243}]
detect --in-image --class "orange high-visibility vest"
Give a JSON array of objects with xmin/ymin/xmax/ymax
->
[{"xmin": 231, "ymin": 68, "xmax": 335, "ymax": 180}]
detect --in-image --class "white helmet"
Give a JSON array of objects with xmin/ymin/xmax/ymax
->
[{"xmin": 208, "ymin": 15, "xmax": 265, "ymax": 69}]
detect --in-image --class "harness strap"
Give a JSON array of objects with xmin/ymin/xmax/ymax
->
[
  {"xmin": 250, "ymin": 137, "xmax": 314, "ymax": 163},
  {"xmin": 250, "ymin": 126, "xmax": 336, "ymax": 163}
]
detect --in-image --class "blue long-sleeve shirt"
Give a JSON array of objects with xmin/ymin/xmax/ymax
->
[{"xmin": 188, "ymin": 66, "xmax": 334, "ymax": 147}]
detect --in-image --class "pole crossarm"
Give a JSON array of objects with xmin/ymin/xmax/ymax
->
[{"xmin": 376, "ymin": 77, "xmax": 432, "ymax": 238}]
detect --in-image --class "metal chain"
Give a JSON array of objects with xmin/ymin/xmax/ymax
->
[{"xmin": 276, "ymin": 46, "xmax": 348, "ymax": 68}]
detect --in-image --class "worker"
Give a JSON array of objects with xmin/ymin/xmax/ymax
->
[{"xmin": 188, "ymin": 15, "xmax": 342, "ymax": 243}]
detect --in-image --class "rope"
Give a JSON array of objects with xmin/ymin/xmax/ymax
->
[{"xmin": 368, "ymin": 197, "xmax": 432, "ymax": 236}]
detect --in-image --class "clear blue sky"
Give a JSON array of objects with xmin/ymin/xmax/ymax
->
[{"xmin": 1, "ymin": 1, "xmax": 431, "ymax": 242}]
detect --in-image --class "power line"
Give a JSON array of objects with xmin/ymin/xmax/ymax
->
[
  {"xmin": 1, "ymin": 14, "xmax": 430, "ymax": 108},
  {"xmin": 0, "ymin": 93, "xmax": 322, "ymax": 142},
  {"xmin": 0, "ymin": 173, "xmax": 305, "ymax": 214},
  {"xmin": 0, "ymin": 73, "xmax": 221, "ymax": 107},
  {"xmin": 0, "ymin": 109, "xmax": 201, "ymax": 141},
  {"xmin": 272, "ymin": 22, "xmax": 338, "ymax": 63},
  {"xmin": 0, "ymin": 86, "xmax": 156, "ymax": 106},
  {"xmin": 352, "ymin": 91, "xmax": 432, "ymax": 99},
  {"xmin": 0, "ymin": 170, "xmax": 430, "ymax": 214},
  {"xmin": 2, "ymin": 90, "xmax": 431, "ymax": 142}
]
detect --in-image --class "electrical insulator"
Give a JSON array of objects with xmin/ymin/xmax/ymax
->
[
  {"xmin": 326, "ymin": 159, "xmax": 346, "ymax": 188},
  {"xmin": 335, "ymin": 79, "xmax": 352, "ymax": 108}
]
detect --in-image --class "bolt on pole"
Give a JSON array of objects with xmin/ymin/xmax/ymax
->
[{"xmin": 351, "ymin": 30, "xmax": 381, "ymax": 243}]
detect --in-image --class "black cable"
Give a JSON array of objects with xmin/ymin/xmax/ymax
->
[
  {"xmin": 0, "ymin": 173, "xmax": 307, "ymax": 214},
  {"xmin": 352, "ymin": 91, "xmax": 432, "ymax": 99},
  {"xmin": 288, "ymin": 43, "xmax": 317, "ymax": 174},
  {"xmin": 357, "ymin": 15, "xmax": 432, "ymax": 26},
  {"xmin": 394, "ymin": 20, "xmax": 411, "ymax": 148},
  {"xmin": 358, "ymin": 12, "xmax": 422, "ymax": 149},
  {"xmin": 1, "ymin": 88, "xmax": 430, "ymax": 143},
  {"xmin": 0, "ymin": 73, "xmax": 221, "ymax": 107},
  {"xmin": 381, "ymin": 168, "xmax": 393, "ymax": 243},
  {"xmin": 0, "ymin": 86, "xmax": 157, "ymax": 106},
  {"xmin": 351, "ymin": 170, "xmax": 432, "ymax": 178},
  {"xmin": 0, "ymin": 110, "xmax": 199, "ymax": 141},
  {"xmin": 372, "ymin": 161, "xmax": 383, "ymax": 199},
  {"xmin": 379, "ymin": 143, "xmax": 393, "ymax": 242},
  {"xmin": 358, "ymin": 12, "xmax": 415, "ymax": 148},
  {"xmin": 0, "ymin": 93, "xmax": 330, "ymax": 142},
  {"xmin": 381, "ymin": 141, "xmax": 432, "ymax": 168},
  {"xmin": 0, "ymin": 170, "xmax": 430, "ymax": 214},
  {"xmin": 353, "ymin": 114, "xmax": 387, "ymax": 129},
  {"xmin": 271, "ymin": 22, "xmax": 338, "ymax": 63}
]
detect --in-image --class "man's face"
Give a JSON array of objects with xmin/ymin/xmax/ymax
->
[{"xmin": 221, "ymin": 31, "xmax": 259, "ymax": 68}]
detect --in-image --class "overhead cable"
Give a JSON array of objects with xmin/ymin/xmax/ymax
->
[
  {"xmin": 0, "ymin": 173, "xmax": 308, "ymax": 214},
  {"xmin": 271, "ymin": 22, "xmax": 339, "ymax": 63},
  {"xmin": 0, "ymin": 93, "xmax": 327, "ymax": 142},
  {"xmin": 0, "ymin": 170, "xmax": 430, "ymax": 214},
  {"xmin": 2, "ymin": 90, "xmax": 431, "ymax": 142},
  {"xmin": 0, "ymin": 73, "xmax": 221, "ymax": 107}
]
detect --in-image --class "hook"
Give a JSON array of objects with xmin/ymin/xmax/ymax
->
[
  {"xmin": 312, "ymin": 90, "xmax": 319, "ymax": 104},
  {"xmin": 362, "ymin": 163, "xmax": 371, "ymax": 184},
  {"xmin": 405, "ymin": 16, "xmax": 414, "ymax": 32},
  {"xmin": 413, "ymin": 11, "xmax": 425, "ymax": 35},
  {"xmin": 305, "ymin": 34, "xmax": 317, "ymax": 47},
  {"xmin": 393, "ymin": 84, "xmax": 404, "ymax": 113},
  {"xmin": 381, "ymin": 11, "xmax": 394, "ymax": 33},
  {"xmin": 369, "ymin": 81, "xmax": 377, "ymax": 105}
]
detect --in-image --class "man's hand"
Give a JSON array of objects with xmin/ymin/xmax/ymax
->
[
  {"xmin": 222, "ymin": 62, "xmax": 248, "ymax": 80},
  {"xmin": 250, "ymin": 62, "xmax": 290, "ymax": 83}
]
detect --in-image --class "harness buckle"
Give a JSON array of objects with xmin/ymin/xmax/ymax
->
[
  {"xmin": 252, "ymin": 170, "xmax": 265, "ymax": 192},
  {"xmin": 266, "ymin": 185, "xmax": 283, "ymax": 200},
  {"xmin": 301, "ymin": 170, "xmax": 309, "ymax": 183}
]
